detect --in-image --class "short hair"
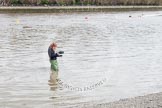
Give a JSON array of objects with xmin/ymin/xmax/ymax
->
[{"xmin": 50, "ymin": 42, "xmax": 57, "ymax": 48}]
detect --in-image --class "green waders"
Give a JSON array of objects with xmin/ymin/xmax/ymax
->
[{"xmin": 50, "ymin": 60, "xmax": 59, "ymax": 72}]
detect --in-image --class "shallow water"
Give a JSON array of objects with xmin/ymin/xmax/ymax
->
[{"xmin": 0, "ymin": 11, "xmax": 162, "ymax": 108}]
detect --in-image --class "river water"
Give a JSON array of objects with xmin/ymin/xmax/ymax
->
[{"xmin": 0, "ymin": 11, "xmax": 162, "ymax": 108}]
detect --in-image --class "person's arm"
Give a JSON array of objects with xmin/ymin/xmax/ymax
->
[
  {"xmin": 51, "ymin": 50, "xmax": 59, "ymax": 58},
  {"xmin": 48, "ymin": 47, "xmax": 62, "ymax": 59},
  {"xmin": 57, "ymin": 53, "xmax": 62, "ymax": 57}
]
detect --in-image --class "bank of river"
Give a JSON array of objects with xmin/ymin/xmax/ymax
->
[
  {"xmin": 87, "ymin": 92, "xmax": 162, "ymax": 108},
  {"xmin": 0, "ymin": 6, "xmax": 162, "ymax": 13}
]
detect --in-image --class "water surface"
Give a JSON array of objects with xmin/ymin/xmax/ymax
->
[{"xmin": 0, "ymin": 11, "xmax": 162, "ymax": 108}]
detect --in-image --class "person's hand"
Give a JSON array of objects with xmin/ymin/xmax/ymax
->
[
  {"xmin": 57, "ymin": 53, "xmax": 62, "ymax": 57},
  {"xmin": 59, "ymin": 55, "xmax": 63, "ymax": 57}
]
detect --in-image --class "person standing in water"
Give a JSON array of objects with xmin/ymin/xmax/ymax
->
[
  {"xmin": 48, "ymin": 42, "xmax": 62, "ymax": 72},
  {"xmin": 48, "ymin": 42, "xmax": 62, "ymax": 84}
]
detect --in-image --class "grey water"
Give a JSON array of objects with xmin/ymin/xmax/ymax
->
[{"xmin": 0, "ymin": 11, "xmax": 162, "ymax": 108}]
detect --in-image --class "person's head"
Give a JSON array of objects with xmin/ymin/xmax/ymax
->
[{"xmin": 50, "ymin": 42, "xmax": 57, "ymax": 50}]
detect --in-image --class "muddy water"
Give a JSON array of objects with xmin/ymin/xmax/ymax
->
[{"xmin": 0, "ymin": 11, "xmax": 162, "ymax": 108}]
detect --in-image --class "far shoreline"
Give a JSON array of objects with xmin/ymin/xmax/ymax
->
[{"xmin": 0, "ymin": 6, "xmax": 162, "ymax": 13}]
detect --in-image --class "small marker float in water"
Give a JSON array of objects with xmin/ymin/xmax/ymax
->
[
  {"xmin": 23, "ymin": 26, "xmax": 32, "ymax": 29},
  {"xmin": 16, "ymin": 18, "xmax": 20, "ymax": 24},
  {"xmin": 85, "ymin": 17, "xmax": 88, "ymax": 19}
]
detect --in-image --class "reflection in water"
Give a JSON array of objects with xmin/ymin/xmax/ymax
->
[{"xmin": 48, "ymin": 70, "xmax": 58, "ymax": 91}]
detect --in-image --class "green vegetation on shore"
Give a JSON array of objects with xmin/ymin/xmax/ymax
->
[{"xmin": 0, "ymin": 0, "xmax": 162, "ymax": 6}]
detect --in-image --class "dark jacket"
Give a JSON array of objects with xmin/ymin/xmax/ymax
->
[{"xmin": 48, "ymin": 47, "xmax": 60, "ymax": 60}]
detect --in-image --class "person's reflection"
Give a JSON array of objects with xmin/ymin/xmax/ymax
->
[{"xmin": 48, "ymin": 70, "xmax": 58, "ymax": 91}]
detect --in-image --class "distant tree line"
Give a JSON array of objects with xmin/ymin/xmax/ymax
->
[{"xmin": 0, "ymin": 0, "xmax": 162, "ymax": 6}]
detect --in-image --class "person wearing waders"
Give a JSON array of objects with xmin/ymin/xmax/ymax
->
[{"xmin": 48, "ymin": 42, "xmax": 62, "ymax": 72}]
